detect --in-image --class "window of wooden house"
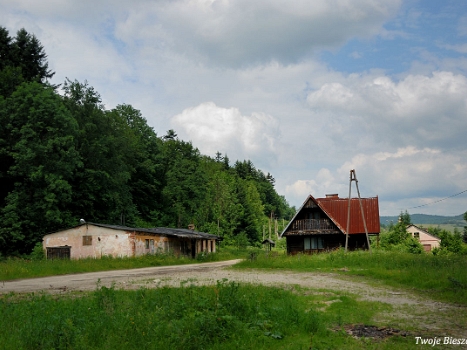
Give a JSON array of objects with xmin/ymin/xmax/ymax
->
[
  {"xmin": 317, "ymin": 237, "xmax": 324, "ymax": 249},
  {"xmin": 145, "ymin": 239, "xmax": 150, "ymax": 249},
  {"xmin": 414, "ymin": 232, "xmax": 420, "ymax": 240},
  {"xmin": 312, "ymin": 237, "xmax": 318, "ymax": 249},
  {"xmin": 305, "ymin": 237, "xmax": 324, "ymax": 250},
  {"xmin": 82, "ymin": 235, "xmax": 92, "ymax": 246}
]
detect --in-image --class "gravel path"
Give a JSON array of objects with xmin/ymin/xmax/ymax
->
[{"xmin": 1, "ymin": 259, "xmax": 466, "ymax": 338}]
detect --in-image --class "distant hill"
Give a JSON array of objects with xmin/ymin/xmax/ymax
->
[{"xmin": 380, "ymin": 214, "xmax": 465, "ymax": 227}]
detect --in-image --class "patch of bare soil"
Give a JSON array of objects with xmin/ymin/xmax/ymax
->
[
  {"xmin": 1, "ymin": 260, "xmax": 466, "ymax": 338},
  {"xmin": 344, "ymin": 324, "xmax": 409, "ymax": 340}
]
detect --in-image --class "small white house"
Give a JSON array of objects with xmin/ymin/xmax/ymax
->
[
  {"xmin": 406, "ymin": 224, "xmax": 441, "ymax": 252},
  {"xmin": 43, "ymin": 222, "xmax": 220, "ymax": 259}
]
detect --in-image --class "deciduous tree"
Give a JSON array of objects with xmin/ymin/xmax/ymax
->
[
  {"xmin": 0, "ymin": 82, "xmax": 79, "ymax": 254},
  {"xmin": 110, "ymin": 104, "xmax": 163, "ymax": 226},
  {"xmin": 62, "ymin": 80, "xmax": 136, "ymax": 225}
]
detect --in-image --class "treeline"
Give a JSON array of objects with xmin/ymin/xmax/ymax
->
[
  {"xmin": 0, "ymin": 27, "xmax": 295, "ymax": 256},
  {"xmin": 380, "ymin": 213, "xmax": 466, "ymax": 227}
]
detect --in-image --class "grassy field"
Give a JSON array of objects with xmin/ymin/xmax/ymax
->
[
  {"xmin": 1, "ymin": 249, "xmax": 466, "ymax": 349},
  {"xmin": 0, "ymin": 279, "xmax": 417, "ymax": 350},
  {"xmin": 0, "ymin": 247, "xmax": 249, "ymax": 281},
  {"xmin": 235, "ymin": 249, "xmax": 467, "ymax": 305},
  {"xmin": 3, "ymin": 248, "xmax": 466, "ymax": 305}
]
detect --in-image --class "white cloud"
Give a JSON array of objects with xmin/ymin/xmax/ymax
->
[
  {"xmin": 285, "ymin": 179, "xmax": 318, "ymax": 199},
  {"xmin": 171, "ymin": 102, "xmax": 281, "ymax": 166},
  {"xmin": 285, "ymin": 147, "xmax": 467, "ymax": 215},
  {"xmin": 349, "ymin": 51, "xmax": 363, "ymax": 59},
  {"xmin": 440, "ymin": 43, "xmax": 467, "ymax": 54},
  {"xmin": 306, "ymin": 71, "xmax": 467, "ymax": 151},
  {"xmin": 458, "ymin": 15, "xmax": 467, "ymax": 36},
  {"xmin": 338, "ymin": 147, "xmax": 453, "ymax": 194},
  {"xmin": 46, "ymin": 25, "xmax": 132, "ymax": 83},
  {"xmin": 339, "ymin": 147, "xmax": 467, "ymax": 215},
  {"xmin": 285, "ymin": 168, "xmax": 341, "ymax": 202},
  {"xmin": 112, "ymin": 0, "xmax": 401, "ymax": 67},
  {"xmin": 2, "ymin": 0, "xmax": 467, "ymax": 217}
]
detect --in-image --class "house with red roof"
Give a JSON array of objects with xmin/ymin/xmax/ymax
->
[{"xmin": 280, "ymin": 194, "xmax": 380, "ymax": 254}]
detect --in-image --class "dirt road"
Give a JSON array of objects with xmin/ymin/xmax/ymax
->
[
  {"xmin": 1, "ymin": 259, "xmax": 466, "ymax": 338},
  {"xmin": 0, "ymin": 260, "xmax": 243, "ymax": 294}
]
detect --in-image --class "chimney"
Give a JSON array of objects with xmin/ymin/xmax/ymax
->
[
  {"xmin": 325, "ymin": 194, "xmax": 339, "ymax": 198},
  {"xmin": 188, "ymin": 224, "xmax": 195, "ymax": 231}
]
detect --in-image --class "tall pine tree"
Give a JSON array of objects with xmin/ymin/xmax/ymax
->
[{"xmin": 11, "ymin": 28, "xmax": 54, "ymax": 84}]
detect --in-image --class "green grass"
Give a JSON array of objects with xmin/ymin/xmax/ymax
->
[
  {"xmin": 0, "ymin": 246, "xmax": 250, "ymax": 281},
  {"xmin": 1, "ymin": 248, "xmax": 462, "ymax": 349},
  {"xmin": 0, "ymin": 281, "xmax": 416, "ymax": 350},
  {"xmin": 235, "ymin": 249, "xmax": 467, "ymax": 305}
]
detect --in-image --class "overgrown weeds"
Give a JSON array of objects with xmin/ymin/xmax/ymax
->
[
  {"xmin": 235, "ymin": 249, "xmax": 467, "ymax": 305},
  {"xmin": 0, "ymin": 281, "xmax": 413, "ymax": 349}
]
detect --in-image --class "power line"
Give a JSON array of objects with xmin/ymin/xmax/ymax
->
[{"xmin": 405, "ymin": 189, "xmax": 467, "ymax": 210}]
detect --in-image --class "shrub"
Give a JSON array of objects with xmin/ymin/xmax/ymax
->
[
  {"xmin": 380, "ymin": 223, "xmax": 410, "ymax": 247},
  {"xmin": 429, "ymin": 227, "xmax": 465, "ymax": 254},
  {"xmin": 379, "ymin": 223, "xmax": 425, "ymax": 254},
  {"xmin": 405, "ymin": 236, "xmax": 424, "ymax": 254},
  {"xmin": 29, "ymin": 242, "xmax": 45, "ymax": 261}
]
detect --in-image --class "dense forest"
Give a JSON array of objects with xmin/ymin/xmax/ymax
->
[{"xmin": 0, "ymin": 27, "xmax": 295, "ymax": 256}]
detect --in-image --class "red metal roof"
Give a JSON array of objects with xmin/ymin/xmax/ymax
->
[{"xmin": 316, "ymin": 196, "xmax": 380, "ymax": 234}]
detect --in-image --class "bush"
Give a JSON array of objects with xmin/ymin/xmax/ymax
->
[
  {"xmin": 379, "ymin": 223, "xmax": 425, "ymax": 254},
  {"xmin": 380, "ymin": 223, "xmax": 410, "ymax": 248},
  {"xmin": 429, "ymin": 227, "xmax": 465, "ymax": 254},
  {"xmin": 29, "ymin": 242, "xmax": 45, "ymax": 261},
  {"xmin": 275, "ymin": 237, "xmax": 287, "ymax": 251},
  {"xmin": 405, "ymin": 236, "xmax": 423, "ymax": 254}
]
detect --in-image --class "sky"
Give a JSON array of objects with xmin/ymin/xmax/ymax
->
[{"xmin": 2, "ymin": 0, "xmax": 467, "ymax": 216}]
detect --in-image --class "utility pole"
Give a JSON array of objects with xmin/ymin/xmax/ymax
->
[
  {"xmin": 269, "ymin": 211, "xmax": 273, "ymax": 240},
  {"xmin": 281, "ymin": 219, "xmax": 285, "ymax": 240},
  {"xmin": 345, "ymin": 169, "xmax": 371, "ymax": 253},
  {"xmin": 275, "ymin": 218, "xmax": 278, "ymax": 240}
]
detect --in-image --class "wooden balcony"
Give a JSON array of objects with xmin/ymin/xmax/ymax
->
[{"xmin": 286, "ymin": 219, "xmax": 339, "ymax": 235}]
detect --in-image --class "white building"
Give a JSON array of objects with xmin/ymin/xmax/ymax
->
[
  {"xmin": 406, "ymin": 224, "xmax": 441, "ymax": 252},
  {"xmin": 43, "ymin": 222, "xmax": 220, "ymax": 259}
]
